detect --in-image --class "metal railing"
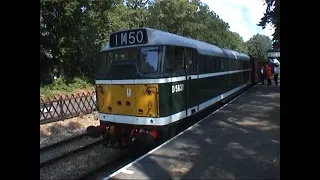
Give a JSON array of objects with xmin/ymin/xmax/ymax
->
[{"xmin": 40, "ymin": 92, "xmax": 97, "ymax": 124}]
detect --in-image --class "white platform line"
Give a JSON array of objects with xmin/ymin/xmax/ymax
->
[{"xmin": 103, "ymin": 84, "xmax": 257, "ymax": 180}]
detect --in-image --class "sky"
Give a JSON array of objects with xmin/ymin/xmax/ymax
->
[{"xmin": 201, "ymin": 0, "xmax": 274, "ymax": 42}]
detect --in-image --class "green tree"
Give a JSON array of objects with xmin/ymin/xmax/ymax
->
[
  {"xmin": 40, "ymin": 0, "xmax": 249, "ymax": 91},
  {"xmin": 227, "ymin": 31, "xmax": 248, "ymax": 53},
  {"xmin": 246, "ymin": 34, "xmax": 272, "ymax": 59},
  {"xmin": 40, "ymin": 0, "xmax": 118, "ymax": 84},
  {"xmin": 145, "ymin": 0, "xmax": 247, "ymax": 52},
  {"xmin": 258, "ymin": 0, "xmax": 280, "ymax": 49}
]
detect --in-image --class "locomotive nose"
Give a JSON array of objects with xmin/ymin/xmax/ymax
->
[{"xmin": 87, "ymin": 125, "xmax": 105, "ymax": 138}]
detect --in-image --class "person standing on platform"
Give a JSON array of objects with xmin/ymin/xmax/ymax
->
[
  {"xmin": 260, "ymin": 66, "xmax": 265, "ymax": 85},
  {"xmin": 273, "ymin": 65, "xmax": 279, "ymax": 85},
  {"xmin": 264, "ymin": 64, "xmax": 272, "ymax": 86}
]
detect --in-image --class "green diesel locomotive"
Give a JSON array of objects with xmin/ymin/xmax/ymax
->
[{"xmin": 87, "ymin": 28, "xmax": 257, "ymax": 149}]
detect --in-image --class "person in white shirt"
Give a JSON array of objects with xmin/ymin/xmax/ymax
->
[
  {"xmin": 273, "ymin": 66, "xmax": 279, "ymax": 85},
  {"xmin": 260, "ymin": 66, "xmax": 265, "ymax": 85}
]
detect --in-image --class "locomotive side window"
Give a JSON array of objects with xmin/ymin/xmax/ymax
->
[
  {"xmin": 184, "ymin": 48, "xmax": 196, "ymax": 74},
  {"xmin": 164, "ymin": 46, "xmax": 184, "ymax": 74},
  {"xmin": 184, "ymin": 48, "xmax": 193, "ymax": 65},
  {"xmin": 192, "ymin": 49, "xmax": 198, "ymax": 73},
  {"xmin": 164, "ymin": 46, "xmax": 174, "ymax": 73},
  {"xmin": 198, "ymin": 54, "xmax": 205, "ymax": 73},
  {"xmin": 174, "ymin": 47, "xmax": 184, "ymax": 70}
]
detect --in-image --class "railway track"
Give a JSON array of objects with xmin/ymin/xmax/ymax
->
[
  {"xmin": 40, "ymin": 133, "xmax": 102, "ymax": 168},
  {"xmin": 40, "ymin": 84, "xmax": 254, "ymax": 180},
  {"xmin": 41, "ymin": 133, "xmax": 87, "ymax": 152}
]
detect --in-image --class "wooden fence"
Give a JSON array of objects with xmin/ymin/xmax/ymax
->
[{"xmin": 40, "ymin": 92, "xmax": 96, "ymax": 124}]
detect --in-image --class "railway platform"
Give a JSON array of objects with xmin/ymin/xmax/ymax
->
[{"xmin": 106, "ymin": 84, "xmax": 280, "ymax": 179}]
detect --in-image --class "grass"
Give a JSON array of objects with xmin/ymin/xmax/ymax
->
[{"xmin": 40, "ymin": 77, "xmax": 94, "ymax": 99}]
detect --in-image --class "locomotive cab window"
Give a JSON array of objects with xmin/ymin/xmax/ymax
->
[
  {"xmin": 96, "ymin": 52, "xmax": 113, "ymax": 77},
  {"xmin": 114, "ymin": 48, "xmax": 138, "ymax": 62},
  {"xmin": 139, "ymin": 46, "xmax": 162, "ymax": 73},
  {"xmin": 97, "ymin": 46, "xmax": 163, "ymax": 75}
]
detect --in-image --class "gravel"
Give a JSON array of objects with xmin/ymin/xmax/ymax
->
[
  {"xmin": 40, "ymin": 134, "xmax": 101, "ymax": 165},
  {"xmin": 40, "ymin": 112, "xmax": 100, "ymax": 148},
  {"xmin": 40, "ymin": 144, "xmax": 122, "ymax": 180},
  {"xmin": 40, "ymin": 112, "xmax": 121, "ymax": 180}
]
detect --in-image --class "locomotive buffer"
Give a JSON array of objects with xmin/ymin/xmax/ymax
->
[{"xmin": 105, "ymin": 84, "xmax": 280, "ymax": 180}]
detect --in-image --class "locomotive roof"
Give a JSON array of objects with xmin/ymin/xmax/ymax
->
[{"xmin": 101, "ymin": 27, "xmax": 250, "ymax": 60}]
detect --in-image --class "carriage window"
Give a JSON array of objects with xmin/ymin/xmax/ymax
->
[
  {"xmin": 140, "ymin": 47, "xmax": 160, "ymax": 73},
  {"xmin": 210, "ymin": 57, "xmax": 215, "ymax": 72},
  {"xmin": 220, "ymin": 58, "xmax": 225, "ymax": 71},
  {"xmin": 233, "ymin": 61, "xmax": 238, "ymax": 70},
  {"xmin": 235, "ymin": 60, "xmax": 238, "ymax": 69},
  {"xmin": 204, "ymin": 56, "xmax": 210, "ymax": 73},
  {"xmin": 226, "ymin": 59, "xmax": 230, "ymax": 71},
  {"xmin": 215, "ymin": 58, "xmax": 220, "ymax": 71}
]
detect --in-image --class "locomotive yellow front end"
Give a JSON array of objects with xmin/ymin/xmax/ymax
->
[
  {"xmin": 96, "ymin": 84, "xmax": 159, "ymax": 118},
  {"xmin": 90, "ymin": 83, "xmax": 160, "ymax": 150}
]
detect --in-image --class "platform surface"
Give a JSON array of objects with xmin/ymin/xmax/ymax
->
[{"xmin": 109, "ymin": 84, "xmax": 280, "ymax": 179}]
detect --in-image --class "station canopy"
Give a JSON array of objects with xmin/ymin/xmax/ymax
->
[{"xmin": 267, "ymin": 49, "xmax": 280, "ymax": 58}]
